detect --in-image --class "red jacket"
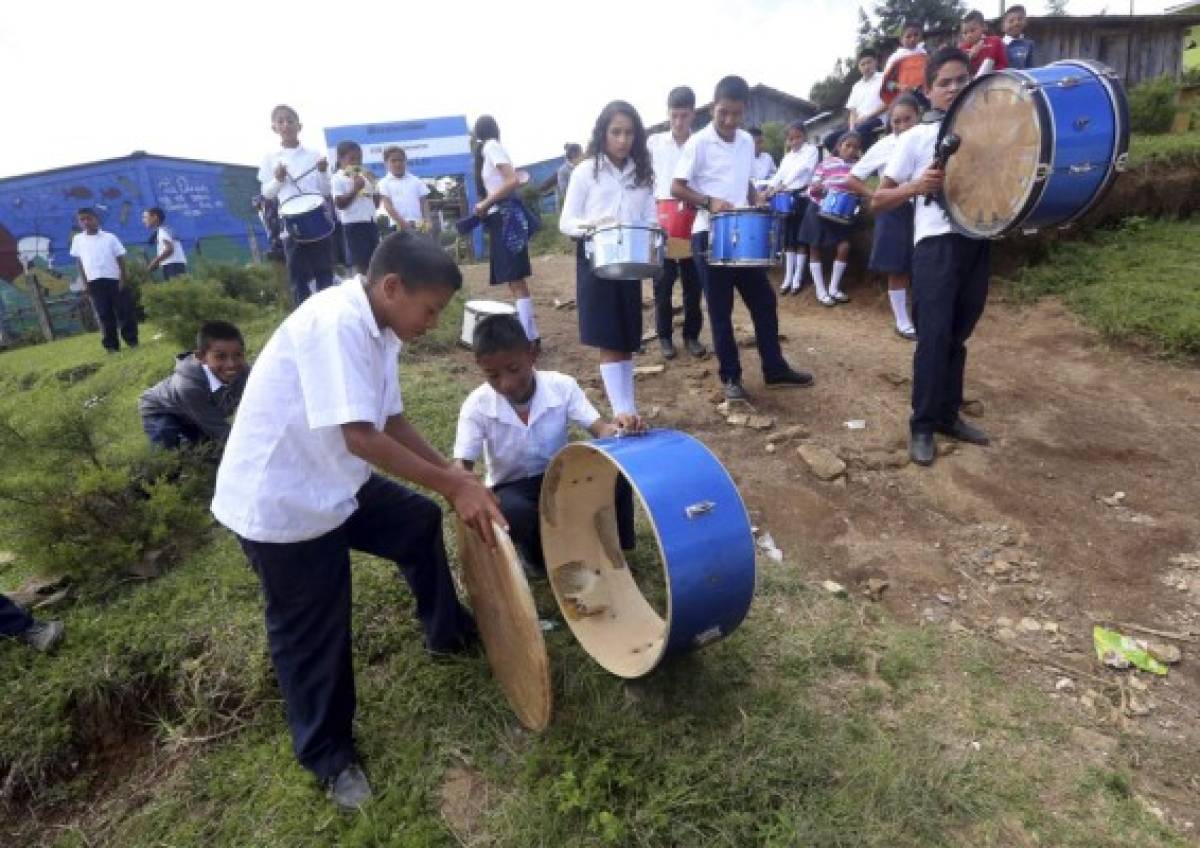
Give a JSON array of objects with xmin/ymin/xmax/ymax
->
[{"xmin": 960, "ymin": 35, "xmax": 1009, "ymax": 75}]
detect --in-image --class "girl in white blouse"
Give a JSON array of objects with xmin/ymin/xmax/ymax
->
[{"xmin": 559, "ymin": 100, "xmax": 657, "ymax": 429}]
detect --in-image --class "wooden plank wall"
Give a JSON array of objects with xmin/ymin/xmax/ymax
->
[{"xmin": 1026, "ymin": 20, "xmax": 1186, "ymax": 85}]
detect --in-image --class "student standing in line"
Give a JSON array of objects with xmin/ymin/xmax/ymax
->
[
  {"xmin": 257, "ymin": 104, "xmax": 333, "ymax": 307},
  {"xmin": 1002, "ymin": 5, "xmax": 1035, "ymax": 70},
  {"xmin": 143, "ymin": 207, "xmax": 188, "ymax": 280},
  {"xmin": 767, "ymin": 120, "xmax": 820, "ymax": 296},
  {"xmin": 559, "ymin": 100, "xmax": 656, "ymax": 427},
  {"xmin": 330, "ymin": 141, "xmax": 381, "ymax": 276},
  {"xmin": 555, "ymin": 143, "xmax": 583, "ymax": 208},
  {"xmin": 672, "ymin": 75, "xmax": 813, "ymax": 402},
  {"xmin": 874, "ymin": 47, "xmax": 992, "ymax": 466},
  {"xmin": 473, "ymin": 115, "xmax": 541, "ymax": 349},
  {"xmin": 647, "ymin": 85, "xmax": 706, "ymax": 360},
  {"xmin": 845, "ymin": 94, "xmax": 922, "ymax": 339},
  {"xmin": 844, "ymin": 49, "xmax": 888, "ymax": 149},
  {"xmin": 211, "ymin": 232, "xmax": 505, "ymax": 811},
  {"xmin": 71, "ymin": 207, "xmax": 138, "ymax": 353},
  {"xmin": 376, "ymin": 146, "xmax": 431, "ymax": 233},
  {"xmin": 800, "ymin": 132, "xmax": 863, "ymax": 307},
  {"xmin": 749, "ymin": 127, "xmax": 777, "ymax": 183}
]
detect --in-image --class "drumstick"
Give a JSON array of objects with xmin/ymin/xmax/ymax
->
[{"xmin": 924, "ymin": 133, "xmax": 961, "ymax": 207}]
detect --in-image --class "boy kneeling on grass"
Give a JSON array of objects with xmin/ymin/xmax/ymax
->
[
  {"xmin": 139, "ymin": 321, "xmax": 250, "ymax": 451},
  {"xmin": 453, "ymin": 313, "xmax": 641, "ymax": 577},
  {"xmin": 211, "ymin": 231, "xmax": 504, "ymax": 812}
]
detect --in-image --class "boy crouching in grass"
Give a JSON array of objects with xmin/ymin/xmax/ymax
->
[{"xmin": 211, "ymin": 231, "xmax": 505, "ymax": 811}]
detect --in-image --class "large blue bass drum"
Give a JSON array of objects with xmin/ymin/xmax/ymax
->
[
  {"xmin": 940, "ymin": 59, "xmax": 1129, "ymax": 238},
  {"xmin": 539, "ymin": 430, "xmax": 755, "ymax": 679}
]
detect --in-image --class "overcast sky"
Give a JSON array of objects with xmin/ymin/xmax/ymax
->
[{"xmin": 1, "ymin": 0, "xmax": 1176, "ymax": 177}]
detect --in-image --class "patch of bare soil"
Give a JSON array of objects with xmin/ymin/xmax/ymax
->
[{"xmin": 460, "ymin": 252, "xmax": 1200, "ymax": 829}]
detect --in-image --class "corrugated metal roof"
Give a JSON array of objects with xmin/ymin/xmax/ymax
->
[{"xmin": 0, "ymin": 151, "xmax": 256, "ymax": 185}]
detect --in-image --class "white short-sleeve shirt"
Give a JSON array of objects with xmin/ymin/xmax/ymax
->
[
  {"xmin": 330, "ymin": 171, "xmax": 379, "ymax": 224},
  {"xmin": 753, "ymin": 151, "xmax": 777, "ymax": 182},
  {"xmin": 453, "ymin": 370, "xmax": 600, "ymax": 487},
  {"xmin": 558, "ymin": 155, "xmax": 657, "ymax": 238},
  {"xmin": 772, "ymin": 144, "xmax": 820, "ymax": 191},
  {"xmin": 847, "ymin": 73, "xmax": 885, "ymax": 120},
  {"xmin": 481, "ymin": 139, "xmax": 512, "ymax": 196},
  {"xmin": 377, "ymin": 173, "xmax": 430, "ymax": 224},
  {"xmin": 883, "ymin": 122, "xmax": 954, "ymax": 245},
  {"xmin": 70, "ymin": 230, "xmax": 126, "ymax": 280},
  {"xmin": 211, "ymin": 277, "xmax": 405, "ymax": 543},
  {"xmin": 156, "ymin": 225, "xmax": 187, "ymax": 266},
  {"xmin": 850, "ymin": 132, "xmax": 899, "ymax": 180},
  {"xmin": 257, "ymin": 145, "xmax": 331, "ymax": 206},
  {"xmin": 647, "ymin": 131, "xmax": 688, "ymax": 201},
  {"xmin": 673, "ymin": 124, "xmax": 755, "ymax": 234}
]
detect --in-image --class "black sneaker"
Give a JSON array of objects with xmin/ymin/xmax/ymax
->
[
  {"xmin": 325, "ymin": 763, "xmax": 372, "ymax": 812},
  {"xmin": 937, "ymin": 417, "xmax": 990, "ymax": 446},
  {"xmin": 19, "ymin": 620, "xmax": 64, "ymax": 652},
  {"xmin": 764, "ymin": 368, "xmax": 814, "ymax": 389},
  {"xmin": 684, "ymin": 337, "xmax": 707, "ymax": 358},
  {"xmin": 658, "ymin": 338, "xmax": 677, "ymax": 360},
  {"xmin": 723, "ymin": 380, "xmax": 748, "ymax": 401},
  {"xmin": 909, "ymin": 432, "xmax": 935, "ymax": 466}
]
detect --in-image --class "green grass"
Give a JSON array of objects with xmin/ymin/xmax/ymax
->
[
  {"xmin": 1010, "ymin": 217, "xmax": 1200, "ymax": 357},
  {"xmin": 1128, "ymin": 131, "xmax": 1200, "ymax": 169},
  {"xmin": 1, "ymin": 321, "xmax": 1193, "ymax": 847}
]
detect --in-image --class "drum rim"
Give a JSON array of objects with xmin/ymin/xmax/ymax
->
[
  {"xmin": 711, "ymin": 208, "xmax": 774, "ymax": 219},
  {"xmin": 940, "ymin": 69, "xmax": 1054, "ymax": 239},
  {"xmin": 279, "ymin": 193, "xmax": 328, "ymax": 215},
  {"xmin": 590, "ymin": 223, "xmax": 665, "ymax": 235}
]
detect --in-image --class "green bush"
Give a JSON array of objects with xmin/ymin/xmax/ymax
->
[
  {"xmin": 1128, "ymin": 76, "xmax": 1177, "ymax": 135},
  {"xmin": 0, "ymin": 397, "xmax": 215, "ymax": 587},
  {"xmin": 192, "ymin": 260, "xmax": 289, "ymax": 307},
  {"xmin": 142, "ymin": 280, "xmax": 255, "ymax": 350}
]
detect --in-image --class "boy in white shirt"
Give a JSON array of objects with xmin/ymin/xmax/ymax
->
[
  {"xmin": 671, "ymin": 75, "xmax": 813, "ymax": 402},
  {"xmin": 70, "ymin": 207, "xmax": 138, "ymax": 352},
  {"xmin": 376, "ymin": 146, "xmax": 431, "ymax": 233},
  {"xmin": 143, "ymin": 206, "xmax": 187, "ymax": 280},
  {"xmin": 330, "ymin": 140, "xmax": 380, "ymax": 275},
  {"xmin": 749, "ymin": 127, "xmax": 777, "ymax": 182},
  {"xmin": 211, "ymin": 232, "xmax": 505, "ymax": 811},
  {"xmin": 873, "ymin": 46, "xmax": 991, "ymax": 466},
  {"xmin": 844, "ymin": 49, "xmax": 887, "ymax": 149},
  {"xmin": 454, "ymin": 313, "xmax": 636, "ymax": 575},
  {"xmin": 257, "ymin": 104, "xmax": 334, "ymax": 307}
]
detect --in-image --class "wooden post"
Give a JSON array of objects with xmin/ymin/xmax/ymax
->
[{"xmin": 24, "ymin": 272, "xmax": 55, "ymax": 343}]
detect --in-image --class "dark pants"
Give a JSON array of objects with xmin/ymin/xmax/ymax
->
[
  {"xmin": 910, "ymin": 234, "xmax": 990, "ymax": 435},
  {"xmin": 0, "ymin": 595, "xmax": 33, "ymax": 638},
  {"xmin": 653, "ymin": 257, "xmax": 703, "ymax": 342},
  {"xmin": 236, "ymin": 474, "xmax": 474, "ymax": 781},
  {"xmin": 284, "ymin": 236, "xmax": 335, "ymax": 307},
  {"xmin": 161, "ymin": 263, "xmax": 187, "ymax": 280},
  {"xmin": 142, "ymin": 412, "xmax": 205, "ymax": 450},
  {"xmin": 87, "ymin": 278, "xmax": 139, "ymax": 352},
  {"xmin": 691, "ymin": 232, "xmax": 789, "ymax": 384},
  {"xmin": 494, "ymin": 474, "xmax": 636, "ymax": 573}
]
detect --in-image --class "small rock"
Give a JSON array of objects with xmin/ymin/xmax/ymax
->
[
  {"xmin": 996, "ymin": 627, "xmax": 1017, "ymax": 642},
  {"xmin": 1136, "ymin": 796, "xmax": 1166, "ymax": 822},
  {"xmin": 936, "ymin": 440, "xmax": 957, "ymax": 457},
  {"xmin": 961, "ymin": 399, "xmax": 985, "ymax": 418},
  {"xmin": 822, "ymin": 580, "xmax": 848, "ymax": 597},
  {"xmin": 726, "ymin": 413, "xmax": 749, "ymax": 427},
  {"xmin": 1070, "ymin": 725, "xmax": 1115, "ymax": 754},
  {"xmin": 1055, "ymin": 677, "xmax": 1076, "ymax": 692},
  {"xmin": 797, "ymin": 445, "xmax": 847, "ymax": 482},
  {"xmin": 985, "ymin": 559, "xmax": 1012, "ymax": 577},
  {"xmin": 995, "ymin": 616, "xmax": 1014, "ymax": 629},
  {"xmin": 1127, "ymin": 673, "xmax": 1149, "ymax": 692},
  {"xmin": 865, "ymin": 578, "xmax": 889, "ymax": 602},
  {"xmin": 0, "ymin": 551, "xmax": 15, "ymax": 566},
  {"xmin": 1099, "ymin": 491, "xmax": 1126, "ymax": 508},
  {"xmin": 885, "ymin": 450, "xmax": 910, "ymax": 469},
  {"xmin": 1145, "ymin": 642, "xmax": 1182, "ymax": 665},
  {"xmin": 948, "ymin": 620, "xmax": 970, "ymax": 635},
  {"xmin": 879, "ymin": 371, "xmax": 909, "ymax": 387},
  {"xmin": 1126, "ymin": 695, "xmax": 1152, "ymax": 717},
  {"xmin": 1018, "ymin": 617, "xmax": 1042, "ymax": 633},
  {"xmin": 765, "ymin": 443, "xmax": 777, "ymax": 454},
  {"xmin": 922, "ymin": 606, "xmax": 948, "ymax": 624},
  {"xmin": 552, "ymin": 297, "xmax": 577, "ymax": 310},
  {"xmin": 935, "ymin": 592, "xmax": 955, "ymax": 606},
  {"xmin": 1042, "ymin": 621, "xmax": 1060, "ymax": 634},
  {"xmin": 747, "ymin": 415, "xmax": 774, "ymax": 431},
  {"xmin": 633, "ymin": 364, "xmax": 666, "ymax": 378}
]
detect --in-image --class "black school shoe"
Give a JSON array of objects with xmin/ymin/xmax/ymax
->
[
  {"xmin": 723, "ymin": 380, "xmax": 749, "ymax": 402},
  {"xmin": 427, "ymin": 614, "xmax": 481, "ymax": 659},
  {"xmin": 325, "ymin": 763, "xmax": 373, "ymax": 812},
  {"xmin": 764, "ymin": 368, "xmax": 814, "ymax": 389},
  {"xmin": 659, "ymin": 338, "xmax": 677, "ymax": 360},
  {"xmin": 684, "ymin": 337, "xmax": 707, "ymax": 358},
  {"xmin": 937, "ymin": 417, "xmax": 990, "ymax": 445},
  {"xmin": 909, "ymin": 432, "xmax": 935, "ymax": 466}
]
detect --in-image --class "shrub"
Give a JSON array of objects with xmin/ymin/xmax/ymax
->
[
  {"xmin": 1128, "ymin": 76, "xmax": 1177, "ymax": 135},
  {"xmin": 142, "ymin": 280, "xmax": 254, "ymax": 350},
  {"xmin": 0, "ymin": 397, "xmax": 214, "ymax": 586},
  {"xmin": 192, "ymin": 260, "xmax": 289, "ymax": 307}
]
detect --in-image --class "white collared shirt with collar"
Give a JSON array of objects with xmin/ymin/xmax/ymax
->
[
  {"xmin": 211, "ymin": 276, "xmax": 404, "ymax": 543},
  {"xmin": 453, "ymin": 370, "xmax": 600, "ymax": 488},
  {"xmin": 257, "ymin": 145, "xmax": 332, "ymax": 205},
  {"xmin": 772, "ymin": 143, "xmax": 820, "ymax": 191},
  {"xmin": 330, "ymin": 170, "xmax": 378, "ymax": 225},
  {"xmin": 883, "ymin": 121, "xmax": 961, "ymax": 245},
  {"xmin": 673, "ymin": 123, "xmax": 755, "ymax": 234},
  {"xmin": 753, "ymin": 151, "xmax": 777, "ymax": 182},
  {"xmin": 847, "ymin": 72, "xmax": 885, "ymax": 119},
  {"xmin": 200, "ymin": 363, "xmax": 225, "ymax": 393},
  {"xmin": 851, "ymin": 132, "xmax": 900, "ymax": 181},
  {"xmin": 647, "ymin": 131, "xmax": 689, "ymax": 201},
  {"xmin": 558, "ymin": 155, "xmax": 657, "ymax": 238}
]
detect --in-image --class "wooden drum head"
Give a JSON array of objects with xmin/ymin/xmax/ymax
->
[
  {"xmin": 456, "ymin": 519, "xmax": 552, "ymax": 731},
  {"xmin": 944, "ymin": 73, "xmax": 1045, "ymax": 238}
]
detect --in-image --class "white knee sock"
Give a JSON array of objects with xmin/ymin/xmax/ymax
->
[
  {"xmin": 515, "ymin": 297, "xmax": 539, "ymax": 341},
  {"xmin": 793, "ymin": 253, "xmax": 807, "ymax": 286},
  {"xmin": 783, "ymin": 252, "xmax": 796, "ymax": 288},
  {"xmin": 830, "ymin": 260, "xmax": 848, "ymax": 296},
  {"xmin": 889, "ymin": 289, "xmax": 914, "ymax": 331},
  {"xmin": 809, "ymin": 261, "xmax": 828, "ymax": 300},
  {"xmin": 600, "ymin": 361, "xmax": 636, "ymax": 416}
]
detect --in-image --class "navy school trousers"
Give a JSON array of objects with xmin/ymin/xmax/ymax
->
[
  {"xmin": 690, "ymin": 231, "xmax": 789, "ymax": 384},
  {"xmin": 909, "ymin": 233, "xmax": 990, "ymax": 435},
  {"xmin": 236, "ymin": 474, "xmax": 474, "ymax": 782},
  {"xmin": 283, "ymin": 235, "xmax": 335, "ymax": 307},
  {"xmin": 653, "ymin": 256, "xmax": 704, "ymax": 343},
  {"xmin": 0, "ymin": 594, "xmax": 33, "ymax": 638},
  {"xmin": 87, "ymin": 278, "xmax": 139, "ymax": 351}
]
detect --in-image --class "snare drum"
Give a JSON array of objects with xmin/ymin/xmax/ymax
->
[
  {"xmin": 461, "ymin": 300, "xmax": 517, "ymax": 348},
  {"xmin": 817, "ymin": 190, "xmax": 862, "ymax": 225},
  {"xmin": 656, "ymin": 199, "xmax": 696, "ymax": 260},
  {"xmin": 769, "ymin": 191, "xmax": 797, "ymax": 216},
  {"xmin": 586, "ymin": 224, "xmax": 665, "ymax": 280},
  {"xmin": 941, "ymin": 59, "xmax": 1129, "ymax": 238},
  {"xmin": 540, "ymin": 430, "xmax": 755, "ymax": 679},
  {"xmin": 279, "ymin": 194, "xmax": 335, "ymax": 243},
  {"xmin": 708, "ymin": 209, "xmax": 777, "ymax": 266}
]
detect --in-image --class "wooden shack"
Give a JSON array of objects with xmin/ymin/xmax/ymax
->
[
  {"xmin": 1021, "ymin": 13, "xmax": 1200, "ymax": 86},
  {"xmin": 646, "ymin": 84, "xmax": 819, "ymax": 135}
]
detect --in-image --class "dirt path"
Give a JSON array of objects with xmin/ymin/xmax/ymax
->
[{"xmin": 459, "ymin": 253, "xmax": 1200, "ymax": 818}]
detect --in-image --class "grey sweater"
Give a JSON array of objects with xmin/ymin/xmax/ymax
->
[{"xmin": 138, "ymin": 352, "xmax": 248, "ymax": 443}]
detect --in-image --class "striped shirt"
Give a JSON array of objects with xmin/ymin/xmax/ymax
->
[{"xmin": 807, "ymin": 157, "xmax": 856, "ymax": 202}]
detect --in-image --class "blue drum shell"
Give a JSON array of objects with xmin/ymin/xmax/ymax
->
[{"xmin": 709, "ymin": 210, "xmax": 778, "ymax": 266}]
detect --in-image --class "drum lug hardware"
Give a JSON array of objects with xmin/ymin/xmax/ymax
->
[
  {"xmin": 1034, "ymin": 164, "xmax": 1050, "ymax": 181},
  {"xmin": 1073, "ymin": 116, "xmax": 1091, "ymax": 132},
  {"xmin": 685, "ymin": 500, "xmax": 716, "ymax": 519},
  {"xmin": 1114, "ymin": 153, "xmax": 1129, "ymax": 173},
  {"xmin": 1057, "ymin": 76, "xmax": 1081, "ymax": 88}
]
